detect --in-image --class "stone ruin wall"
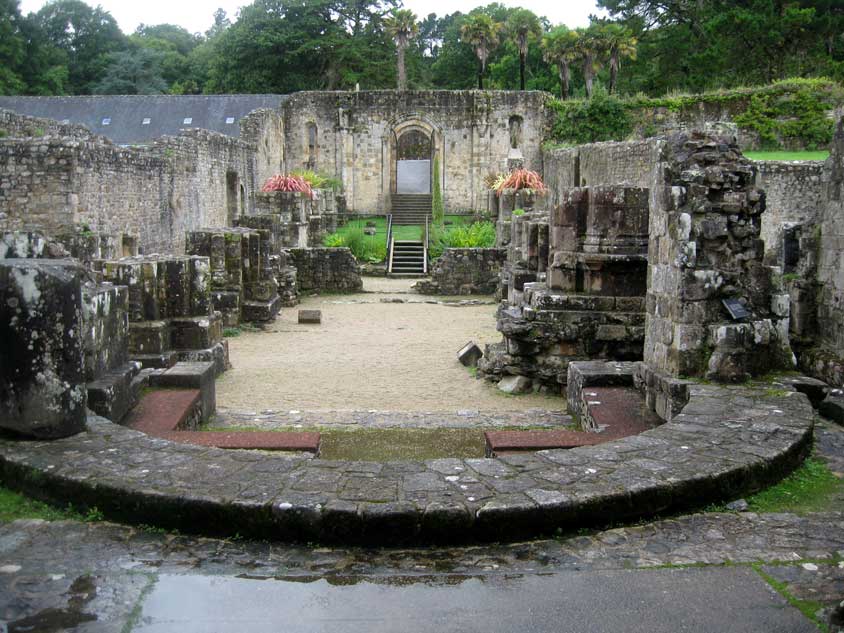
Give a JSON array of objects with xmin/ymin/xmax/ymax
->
[
  {"xmin": 754, "ymin": 160, "xmax": 825, "ymax": 266},
  {"xmin": 240, "ymin": 107, "xmax": 285, "ymax": 190},
  {"xmin": 804, "ymin": 120, "xmax": 844, "ymax": 386},
  {"xmin": 282, "ymin": 91, "xmax": 552, "ymax": 214},
  {"xmin": 0, "ymin": 108, "xmax": 287, "ymax": 255}
]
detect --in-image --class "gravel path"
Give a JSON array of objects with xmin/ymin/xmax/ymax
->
[{"xmin": 215, "ymin": 278, "xmax": 559, "ymax": 414}]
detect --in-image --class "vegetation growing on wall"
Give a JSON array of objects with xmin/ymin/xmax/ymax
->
[
  {"xmin": 428, "ymin": 221, "xmax": 496, "ymax": 259},
  {"xmin": 432, "ymin": 155, "xmax": 444, "ymax": 225},
  {"xmin": 547, "ymin": 78, "xmax": 843, "ymax": 149}
]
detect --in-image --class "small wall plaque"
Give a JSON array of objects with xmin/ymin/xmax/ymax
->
[{"xmin": 722, "ymin": 298, "xmax": 750, "ymax": 320}]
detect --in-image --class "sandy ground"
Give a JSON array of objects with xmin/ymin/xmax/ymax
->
[{"xmin": 216, "ymin": 278, "xmax": 561, "ymax": 413}]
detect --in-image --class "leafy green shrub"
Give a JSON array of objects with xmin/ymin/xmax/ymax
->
[
  {"xmin": 513, "ymin": 208, "xmax": 525, "ymax": 216},
  {"xmin": 734, "ymin": 83, "xmax": 834, "ymax": 150},
  {"xmin": 292, "ymin": 169, "xmax": 343, "ymax": 191},
  {"xmin": 429, "ymin": 221, "xmax": 496, "ymax": 259},
  {"xmin": 323, "ymin": 232, "xmax": 345, "ymax": 247},
  {"xmin": 330, "ymin": 228, "xmax": 386, "ymax": 263},
  {"xmin": 550, "ymin": 87, "xmax": 632, "ymax": 145}
]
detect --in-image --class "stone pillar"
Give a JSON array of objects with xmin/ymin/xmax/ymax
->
[
  {"xmin": 0, "ymin": 259, "xmax": 87, "ymax": 438},
  {"xmin": 643, "ymin": 132, "xmax": 794, "ymax": 386}
]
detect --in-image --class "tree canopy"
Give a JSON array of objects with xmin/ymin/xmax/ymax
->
[{"xmin": 0, "ymin": 0, "xmax": 840, "ymax": 98}]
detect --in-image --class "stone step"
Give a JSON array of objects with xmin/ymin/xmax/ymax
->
[
  {"xmin": 580, "ymin": 386, "xmax": 662, "ymax": 435},
  {"xmin": 149, "ymin": 361, "xmax": 216, "ymax": 424},
  {"xmin": 124, "ymin": 388, "xmax": 202, "ymax": 434},
  {"xmin": 484, "ymin": 429, "xmax": 606, "ymax": 457},
  {"xmin": 87, "ymin": 362, "xmax": 141, "ymax": 424}
]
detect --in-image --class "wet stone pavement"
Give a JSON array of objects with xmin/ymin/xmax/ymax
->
[{"xmin": 0, "ymin": 419, "xmax": 842, "ymax": 631}]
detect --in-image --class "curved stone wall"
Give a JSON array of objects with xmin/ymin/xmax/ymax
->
[{"xmin": 0, "ymin": 381, "xmax": 813, "ymax": 545}]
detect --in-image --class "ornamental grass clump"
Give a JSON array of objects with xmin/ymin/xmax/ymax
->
[
  {"xmin": 261, "ymin": 174, "xmax": 314, "ymax": 199},
  {"xmin": 494, "ymin": 168, "xmax": 547, "ymax": 196}
]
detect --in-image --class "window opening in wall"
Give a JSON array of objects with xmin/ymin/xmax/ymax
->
[
  {"xmin": 61, "ymin": 119, "xmax": 70, "ymax": 124},
  {"xmin": 508, "ymin": 115, "xmax": 523, "ymax": 149},
  {"xmin": 102, "ymin": 118, "xmax": 111, "ymax": 126},
  {"xmin": 225, "ymin": 117, "xmax": 235, "ymax": 125},
  {"xmin": 783, "ymin": 226, "xmax": 801, "ymax": 274},
  {"xmin": 226, "ymin": 172, "xmax": 239, "ymax": 225},
  {"xmin": 240, "ymin": 184, "xmax": 246, "ymax": 217},
  {"xmin": 183, "ymin": 117, "xmax": 192, "ymax": 125},
  {"xmin": 306, "ymin": 122, "xmax": 318, "ymax": 168},
  {"xmin": 142, "ymin": 118, "xmax": 151, "ymax": 125}
]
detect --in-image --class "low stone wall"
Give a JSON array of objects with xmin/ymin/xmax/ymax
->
[
  {"xmin": 285, "ymin": 247, "xmax": 362, "ymax": 293},
  {"xmin": 413, "ymin": 248, "xmax": 506, "ymax": 295},
  {"xmin": 0, "ymin": 379, "xmax": 813, "ymax": 544}
]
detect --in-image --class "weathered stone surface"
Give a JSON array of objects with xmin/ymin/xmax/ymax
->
[
  {"xmin": 413, "ymin": 248, "xmax": 506, "ymax": 296},
  {"xmin": 286, "ymin": 247, "xmax": 362, "ymax": 293},
  {"xmin": 0, "ymin": 259, "xmax": 87, "ymax": 438},
  {"xmin": 820, "ymin": 394, "xmax": 844, "ymax": 425},
  {"xmin": 457, "ymin": 341, "xmax": 483, "ymax": 367},
  {"xmin": 298, "ymin": 309, "xmax": 321, "ymax": 324},
  {"xmin": 497, "ymin": 375, "xmax": 533, "ymax": 394}
]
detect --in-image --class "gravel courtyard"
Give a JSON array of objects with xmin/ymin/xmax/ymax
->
[{"xmin": 215, "ymin": 278, "xmax": 559, "ymax": 414}]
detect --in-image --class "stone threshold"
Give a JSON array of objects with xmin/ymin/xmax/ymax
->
[{"xmin": 0, "ymin": 381, "xmax": 814, "ymax": 546}]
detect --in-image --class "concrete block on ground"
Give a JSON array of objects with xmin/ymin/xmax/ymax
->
[
  {"xmin": 777, "ymin": 375, "xmax": 830, "ymax": 408},
  {"xmin": 242, "ymin": 295, "xmax": 281, "ymax": 323},
  {"xmin": 170, "ymin": 314, "xmax": 223, "ymax": 350},
  {"xmin": 298, "ymin": 309, "xmax": 322, "ymax": 324},
  {"xmin": 150, "ymin": 361, "xmax": 216, "ymax": 423},
  {"xmin": 497, "ymin": 375, "xmax": 533, "ymax": 394},
  {"xmin": 458, "ymin": 341, "xmax": 483, "ymax": 367},
  {"xmin": 175, "ymin": 341, "xmax": 230, "ymax": 376},
  {"xmin": 0, "ymin": 259, "xmax": 87, "ymax": 438}
]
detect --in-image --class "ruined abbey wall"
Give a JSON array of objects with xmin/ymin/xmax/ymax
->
[
  {"xmin": 0, "ymin": 110, "xmax": 265, "ymax": 254},
  {"xmin": 282, "ymin": 91, "xmax": 552, "ymax": 214},
  {"xmin": 816, "ymin": 121, "xmax": 844, "ymax": 380}
]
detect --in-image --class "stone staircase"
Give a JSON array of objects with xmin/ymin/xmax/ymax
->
[
  {"xmin": 391, "ymin": 194, "xmax": 431, "ymax": 225},
  {"xmin": 389, "ymin": 240, "xmax": 426, "ymax": 277}
]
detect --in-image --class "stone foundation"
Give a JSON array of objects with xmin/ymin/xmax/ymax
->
[
  {"xmin": 186, "ymin": 227, "xmax": 281, "ymax": 326},
  {"xmin": 97, "ymin": 255, "xmax": 229, "ymax": 375},
  {"xmin": 285, "ymin": 248, "xmax": 362, "ymax": 294},
  {"xmin": 413, "ymin": 248, "xmax": 506, "ymax": 295}
]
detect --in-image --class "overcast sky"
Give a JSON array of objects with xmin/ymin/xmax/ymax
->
[{"xmin": 19, "ymin": 0, "xmax": 605, "ymax": 35}]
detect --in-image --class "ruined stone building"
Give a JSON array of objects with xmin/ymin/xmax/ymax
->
[{"xmin": 1, "ymin": 90, "xmax": 843, "ymax": 396}]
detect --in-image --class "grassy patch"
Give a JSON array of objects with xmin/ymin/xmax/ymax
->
[
  {"xmin": 319, "ymin": 428, "xmax": 486, "ymax": 461},
  {"xmin": 223, "ymin": 327, "xmax": 242, "ymax": 338},
  {"xmin": 744, "ymin": 151, "xmax": 829, "ymax": 161},
  {"xmin": 0, "ymin": 486, "xmax": 80, "ymax": 522},
  {"xmin": 744, "ymin": 457, "xmax": 843, "ymax": 514},
  {"xmin": 754, "ymin": 565, "xmax": 830, "ymax": 632}
]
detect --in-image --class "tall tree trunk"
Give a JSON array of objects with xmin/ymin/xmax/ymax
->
[
  {"xmin": 519, "ymin": 52, "xmax": 526, "ymax": 90},
  {"xmin": 559, "ymin": 62, "xmax": 570, "ymax": 100},
  {"xmin": 583, "ymin": 56, "xmax": 594, "ymax": 98},
  {"xmin": 397, "ymin": 46, "xmax": 407, "ymax": 90},
  {"xmin": 608, "ymin": 54, "xmax": 618, "ymax": 94},
  {"xmin": 478, "ymin": 57, "xmax": 484, "ymax": 89}
]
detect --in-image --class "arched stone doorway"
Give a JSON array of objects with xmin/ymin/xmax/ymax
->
[{"xmin": 395, "ymin": 128, "xmax": 433, "ymax": 193}]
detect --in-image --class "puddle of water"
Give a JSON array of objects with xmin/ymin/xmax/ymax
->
[{"xmin": 131, "ymin": 568, "xmax": 817, "ymax": 633}]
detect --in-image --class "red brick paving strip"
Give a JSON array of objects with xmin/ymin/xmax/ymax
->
[
  {"xmin": 125, "ymin": 389, "xmax": 320, "ymax": 453},
  {"xmin": 486, "ymin": 387, "xmax": 662, "ymax": 456},
  {"xmin": 160, "ymin": 431, "xmax": 321, "ymax": 453}
]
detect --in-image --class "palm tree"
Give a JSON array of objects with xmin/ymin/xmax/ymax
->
[
  {"xmin": 576, "ymin": 26, "xmax": 605, "ymax": 98},
  {"xmin": 384, "ymin": 9, "xmax": 419, "ymax": 91},
  {"xmin": 506, "ymin": 9, "xmax": 542, "ymax": 91},
  {"xmin": 541, "ymin": 26, "xmax": 581, "ymax": 100},
  {"xmin": 460, "ymin": 13, "xmax": 502, "ymax": 90},
  {"xmin": 600, "ymin": 23, "xmax": 637, "ymax": 94}
]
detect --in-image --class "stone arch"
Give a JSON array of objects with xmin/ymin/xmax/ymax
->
[
  {"xmin": 383, "ymin": 117, "xmax": 443, "ymax": 198},
  {"xmin": 508, "ymin": 114, "xmax": 524, "ymax": 150}
]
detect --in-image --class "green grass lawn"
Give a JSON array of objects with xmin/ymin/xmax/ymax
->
[
  {"xmin": 327, "ymin": 215, "xmax": 472, "ymax": 263},
  {"xmin": 744, "ymin": 150, "xmax": 829, "ymax": 161}
]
